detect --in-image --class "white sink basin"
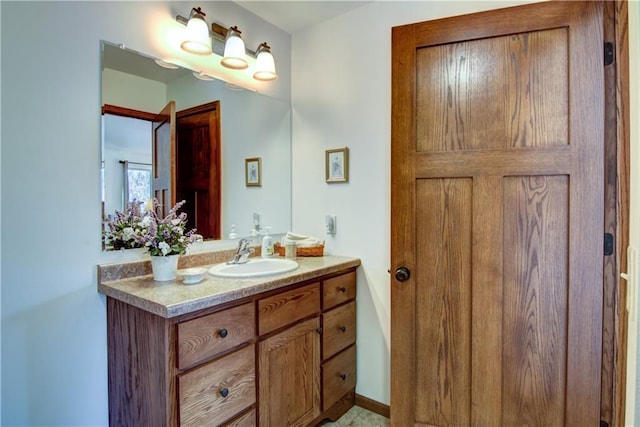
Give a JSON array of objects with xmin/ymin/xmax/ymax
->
[{"xmin": 209, "ymin": 258, "xmax": 299, "ymax": 278}]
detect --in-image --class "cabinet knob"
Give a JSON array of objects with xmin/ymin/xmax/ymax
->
[
  {"xmin": 340, "ymin": 374, "xmax": 347, "ymax": 381},
  {"xmin": 220, "ymin": 388, "xmax": 229, "ymax": 398},
  {"xmin": 338, "ymin": 286, "xmax": 347, "ymax": 293},
  {"xmin": 339, "ymin": 326, "xmax": 347, "ymax": 332},
  {"xmin": 316, "ymin": 327, "xmax": 323, "ymax": 334},
  {"xmin": 219, "ymin": 329, "xmax": 228, "ymax": 338}
]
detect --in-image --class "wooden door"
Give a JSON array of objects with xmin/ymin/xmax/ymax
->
[
  {"xmin": 391, "ymin": 2, "xmax": 604, "ymax": 426},
  {"xmin": 176, "ymin": 101, "xmax": 222, "ymax": 239},
  {"xmin": 258, "ymin": 317, "xmax": 321, "ymax": 426},
  {"xmin": 152, "ymin": 101, "xmax": 176, "ymax": 217}
]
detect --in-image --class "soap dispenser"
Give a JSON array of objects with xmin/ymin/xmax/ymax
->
[
  {"xmin": 261, "ymin": 227, "xmax": 274, "ymax": 257},
  {"xmin": 228, "ymin": 224, "xmax": 239, "ymax": 239}
]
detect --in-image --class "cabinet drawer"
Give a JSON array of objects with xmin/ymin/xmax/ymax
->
[
  {"xmin": 178, "ymin": 303, "xmax": 255, "ymax": 370},
  {"xmin": 322, "ymin": 301, "xmax": 356, "ymax": 360},
  {"xmin": 323, "ymin": 272, "xmax": 356, "ymax": 310},
  {"xmin": 322, "ymin": 345, "xmax": 356, "ymax": 411},
  {"xmin": 222, "ymin": 408, "xmax": 256, "ymax": 427},
  {"xmin": 258, "ymin": 283, "xmax": 320, "ymax": 335},
  {"xmin": 179, "ymin": 345, "xmax": 256, "ymax": 427}
]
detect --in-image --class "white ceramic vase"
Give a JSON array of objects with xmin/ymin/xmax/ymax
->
[{"xmin": 150, "ymin": 254, "xmax": 180, "ymax": 281}]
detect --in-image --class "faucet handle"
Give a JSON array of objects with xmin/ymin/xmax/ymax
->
[{"xmin": 236, "ymin": 238, "xmax": 249, "ymax": 251}]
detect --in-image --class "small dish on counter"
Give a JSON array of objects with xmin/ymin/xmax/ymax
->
[{"xmin": 180, "ymin": 267, "xmax": 207, "ymax": 285}]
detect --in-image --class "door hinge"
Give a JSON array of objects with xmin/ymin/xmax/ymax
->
[
  {"xmin": 604, "ymin": 42, "xmax": 614, "ymax": 66},
  {"xmin": 604, "ymin": 233, "xmax": 614, "ymax": 256}
]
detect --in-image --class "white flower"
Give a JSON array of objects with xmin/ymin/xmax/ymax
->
[
  {"xmin": 140, "ymin": 216, "xmax": 153, "ymax": 227},
  {"xmin": 159, "ymin": 241, "xmax": 171, "ymax": 256},
  {"xmin": 122, "ymin": 227, "xmax": 134, "ymax": 241}
]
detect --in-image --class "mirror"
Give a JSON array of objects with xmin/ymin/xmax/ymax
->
[{"xmin": 101, "ymin": 41, "xmax": 291, "ymax": 249}]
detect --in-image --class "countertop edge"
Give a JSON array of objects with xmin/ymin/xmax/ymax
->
[{"xmin": 99, "ymin": 256, "xmax": 361, "ymax": 318}]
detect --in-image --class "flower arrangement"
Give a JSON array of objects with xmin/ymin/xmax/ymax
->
[
  {"xmin": 104, "ymin": 199, "xmax": 196, "ymax": 256},
  {"xmin": 139, "ymin": 199, "xmax": 197, "ymax": 256},
  {"xmin": 103, "ymin": 201, "xmax": 146, "ymax": 250}
]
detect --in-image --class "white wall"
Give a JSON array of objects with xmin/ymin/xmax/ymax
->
[
  {"xmin": 0, "ymin": 2, "xmax": 289, "ymax": 425},
  {"xmin": 102, "ymin": 68, "xmax": 168, "ymax": 113},
  {"xmin": 167, "ymin": 75, "xmax": 292, "ymax": 237}
]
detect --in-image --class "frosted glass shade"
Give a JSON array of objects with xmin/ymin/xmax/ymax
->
[
  {"xmin": 221, "ymin": 29, "xmax": 248, "ymax": 70},
  {"xmin": 253, "ymin": 44, "xmax": 278, "ymax": 81},
  {"xmin": 181, "ymin": 13, "xmax": 211, "ymax": 55}
]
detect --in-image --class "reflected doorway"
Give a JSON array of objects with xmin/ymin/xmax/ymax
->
[{"xmin": 102, "ymin": 101, "xmax": 222, "ymax": 240}]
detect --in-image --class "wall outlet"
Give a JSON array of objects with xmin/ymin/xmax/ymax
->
[{"xmin": 325, "ymin": 215, "xmax": 337, "ymax": 235}]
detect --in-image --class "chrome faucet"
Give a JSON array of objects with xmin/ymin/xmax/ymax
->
[{"xmin": 227, "ymin": 238, "xmax": 254, "ymax": 264}]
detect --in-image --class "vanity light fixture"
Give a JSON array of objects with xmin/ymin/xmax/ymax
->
[
  {"xmin": 154, "ymin": 58, "xmax": 180, "ymax": 69},
  {"xmin": 176, "ymin": 9, "xmax": 278, "ymax": 82},
  {"xmin": 180, "ymin": 7, "xmax": 212, "ymax": 55},
  {"xmin": 221, "ymin": 26, "xmax": 249, "ymax": 70},
  {"xmin": 193, "ymin": 71, "xmax": 216, "ymax": 81},
  {"xmin": 253, "ymin": 42, "xmax": 278, "ymax": 81}
]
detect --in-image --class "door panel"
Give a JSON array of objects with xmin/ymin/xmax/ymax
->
[
  {"xmin": 502, "ymin": 175, "xmax": 568, "ymax": 426},
  {"xmin": 176, "ymin": 102, "xmax": 222, "ymax": 240},
  {"xmin": 391, "ymin": 2, "xmax": 604, "ymax": 426},
  {"xmin": 152, "ymin": 101, "xmax": 176, "ymax": 217},
  {"xmin": 415, "ymin": 178, "xmax": 472, "ymax": 425},
  {"xmin": 416, "ymin": 29, "xmax": 568, "ymax": 151}
]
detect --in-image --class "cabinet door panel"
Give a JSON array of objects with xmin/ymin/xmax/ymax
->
[
  {"xmin": 322, "ymin": 345, "xmax": 356, "ymax": 411},
  {"xmin": 323, "ymin": 272, "xmax": 356, "ymax": 310},
  {"xmin": 223, "ymin": 408, "xmax": 256, "ymax": 427},
  {"xmin": 179, "ymin": 345, "xmax": 255, "ymax": 427},
  {"xmin": 322, "ymin": 301, "xmax": 356, "ymax": 360},
  {"xmin": 258, "ymin": 317, "xmax": 321, "ymax": 426},
  {"xmin": 178, "ymin": 303, "xmax": 255, "ymax": 370},
  {"xmin": 258, "ymin": 283, "xmax": 320, "ymax": 335}
]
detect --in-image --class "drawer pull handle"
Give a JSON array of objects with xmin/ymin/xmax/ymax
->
[
  {"xmin": 219, "ymin": 329, "xmax": 229, "ymax": 338},
  {"xmin": 220, "ymin": 388, "xmax": 229, "ymax": 398},
  {"xmin": 316, "ymin": 327, "xmax": 323, "ymax": 334},
  {"xmin": 340, "ymin": 374, "xmax": 347, "ymax": 381},
  {"xmin": 339, "ymin": 326, "xmax": 347, "ymax": 332},
  {"xmin": 338, "ymin": 287, "xmax": 347, "ymax": 293}
]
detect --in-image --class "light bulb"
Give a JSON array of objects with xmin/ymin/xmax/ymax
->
[
  {"xmin": 180, "ymin": 8, "xmax": 211, "ymax": 55},
  {"xmin": 221, "ymin": 26, "xmax": 248, "ymax": 70}
]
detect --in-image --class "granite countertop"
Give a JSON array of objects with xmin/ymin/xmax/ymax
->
[{"xmin": 98, "ymin": 255, "xmax": 361, "ymax": 318}]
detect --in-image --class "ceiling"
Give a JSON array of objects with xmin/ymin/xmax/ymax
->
[{"xmin": 234, "ymin": 1, "xmax": 372, "ymax": 34}]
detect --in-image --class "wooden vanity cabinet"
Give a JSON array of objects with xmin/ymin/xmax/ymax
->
[
  {"xmin": 258, "ymin": 284, "xmax": 322, "ymax": 426},
  {"xmin": 257, "ymin": 271, "xmax": 358, "ymax": 426},
  {"xmin": 319, "ymin": 272, "xmax": 357, "ymax": 415},
  {"xmin": 106, "ymin": 267, "xmax": 357, "ymax": 427}
]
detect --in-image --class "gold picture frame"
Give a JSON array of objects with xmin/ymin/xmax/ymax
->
[
  {"xmin": 325, "ymin": 147, "xmax": 349, "ymax": 183},
  {"xmin": 245, "ymin": 157, "xmax": 262, "ymax": 187}
]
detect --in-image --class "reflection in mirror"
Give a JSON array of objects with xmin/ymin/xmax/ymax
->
[{"xmin": 101, "ymin": 41, "xmax": 291, "ymax": 250}]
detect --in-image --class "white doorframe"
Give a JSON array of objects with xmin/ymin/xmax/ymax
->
[{"xmin": 625, "ymin": 2, "xmax": 639, "ymax": 425}]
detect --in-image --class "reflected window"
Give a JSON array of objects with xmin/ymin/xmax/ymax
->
[{"xmin": 125, "ymin": 162, "xmax": 152, "ymax": 205}]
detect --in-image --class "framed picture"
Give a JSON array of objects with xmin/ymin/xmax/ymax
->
[
  {"xmin": 245, "ymin": 157, "xmax": 262, "ymax": 187},
  {"xmin": 325, "ymin": 147, "xmax": 349, "ymax": 183}
]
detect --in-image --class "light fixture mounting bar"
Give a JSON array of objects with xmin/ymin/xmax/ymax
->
[{"xmin": 176, "ymin": 15, "xmax": 257, "ymax": 57}]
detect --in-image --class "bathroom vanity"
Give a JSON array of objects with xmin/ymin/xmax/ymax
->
[{"xmin": 98, "ymin": 253, "xmax": 360, "ymax": 426}]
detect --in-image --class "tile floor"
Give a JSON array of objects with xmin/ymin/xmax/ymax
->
[{"xmin": 321, "ymin": 405, "xmax": 390, "ymax": 427}]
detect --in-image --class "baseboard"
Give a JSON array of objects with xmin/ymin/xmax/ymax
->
[{"xmin": 355, "ymin": 394, "xmax": 390, "ymax": 419}]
